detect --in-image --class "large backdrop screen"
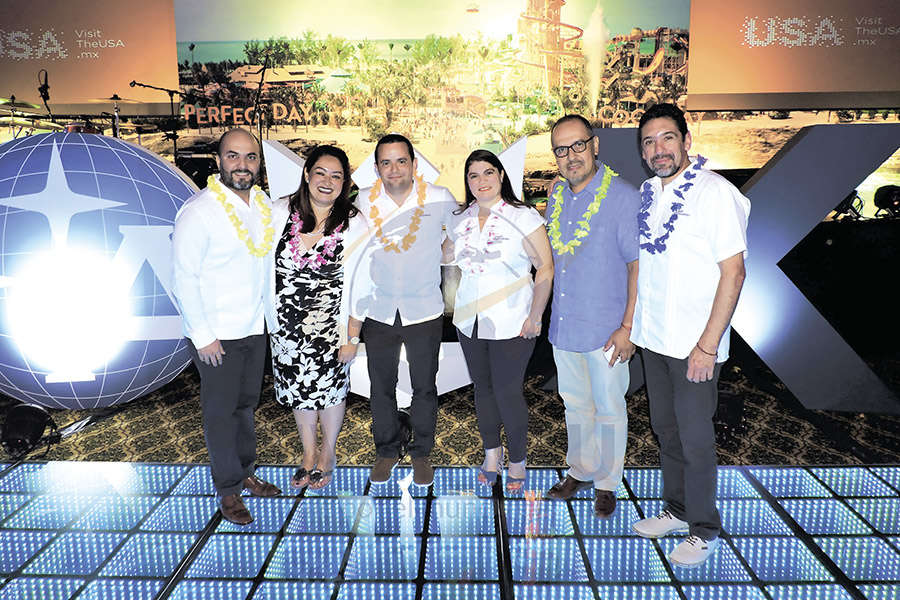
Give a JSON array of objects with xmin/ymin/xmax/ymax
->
[
  {"xmin": 0, "ymin": 0, "xmax": 179, "ymax": 115},
  {"xmin": 687, "ymin": 0, "xmax": 900, "ymax": 110}
]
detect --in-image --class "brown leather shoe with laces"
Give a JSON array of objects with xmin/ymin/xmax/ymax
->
[
  {"xmin": 243, "ymin": 475, "xmax": 281, "ymax": 497},
  {"xmin": 546, "ymin": 475, "xmax": 593, "ymax": 500},
  {"xmin": 593, "ymin": 489, "xmax": 617, "ymax": 518},
  {"xmin": 219, "ymin": 494, "xmax": 253, "ymax": 525}
]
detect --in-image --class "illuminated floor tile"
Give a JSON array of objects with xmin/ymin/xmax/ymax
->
[
  {"xmin": 0, "ymin": 493, "xmax": 30, "ymax": 521},
  {"xmin": 870, "ymin": 466, "xmax": 900, "ymax": 492},
  {"xmin": 289, "ymin": 497, "xmax": 425, "ymax": 535},
  {"xmin": 731, "ymin": 537, "xmax": 833, "ymax": 582},
  {"xmin": 0, "ymin": 530, "xmax": 53, "ymax": 574},
  {"xmin": 263, "ymin": 534, "xmax": 348, "ymax": 579},
  {"xmin": 0, "ymin": 576, "xmax": 84, "ymax": 600},
  {"xmin": 718, "ymin": 499, "xmax": 792, "ymax": 536},
  {"xmin": 432, "ymin": 467, "xmax": 493, "ymax": 498},
  {"xmin": 516, "ymin": 584, "xmax": 601, "ymax": 599},
  {"xmin": 681, "ymin": 585, "xmax": 767, "ymax": 599},
  {"xmin": 167, "ymin": 579, "xmax": 253, "ymax": 600},
  {"xmin": 571, "ymin": 499, "xmax": 643, "ymax": 537},
  {"xmin": 368, "ymin": 468, "xmax": 429, "ymax": 498},
  {"xmin": 717, "ymin": 469, "xmax": 761, "ymax": 499},
  {"xmin": 749, "ymin": 468, "xmax": 830, "ymax": 498},
  {"xmin": 592, "ymin": 585, "xmax": 683, "ymax": 599},
  {"xmin": 431, "ymin": 496, "xmax": 494, "ymax": 535},
  {"xmin": 584, "ymin": 537, "xmax": 671, "ymax": 583},
  {"xmin": 344, "ymin": 536, "xmax": 421, "ymax": 580},
  {"xmin": 509, "ymin": 538, "xmax": 588, "ymax": 582},
  {"xmin": 657, "ymin": 538, "xmax": 752, "ymax": 582},
  {"xmin": 140, "ymin": 496, "xmax": 218, "ymax": 532},
  {"xmin": 625, "ymin": 468, "xmax": 662, "ymax": 499},
  {"xmin": 4, "ymin": 495, "xmax": 96, "ymax": 529},
  {"xmin": 890, "ymin": 536, "xmax": 900, "ymax": 552},
  {"xmin": 811, "ymin": 467, "xmax": 896, "ymax": 497},
  {"xmin": 185, "ymin": 533, "xmax": 276, "ymax": 578},
  {"xmin": 216, "ymin": 497, "xmax": 295, "ymax": 533},
  {"xmin": 780, "ymin": 499, "xmax": 872, "ymax": 535},
  {"xmin": 814, "ymin": 536, "xmax": 900, "ymax": 581},
  {"xmin": 23, "ymin": 531, "xmax": 125, "ymax": 575},
  {"xmin": 765, "ymin": 583, "xmax": 855, "ymax": 599},
  {"xmin": 303, "ymin": 467, "xmax": 370, "ymax": 498},
  {"xmin": 100, "ymin": 532, "xmax": 197, "ymax": 577},
  {"xmin": 846, "ymin": 498, "xmax": 900, "ymax": 534},
  {"xmin": 0, "ymin": 462, "xmax": 184, "ymax": 497},
  {"xmin": 336, "ymin": 582, "xmax": 417, "ymax": 599},
  {"xmin": 71, "ymin": 495, "xmax": 160, "ymax": 531},
  {"xmin": 170, "ymin": 466, "xmax": 216, "ymax": 496},
  {"xmin": 424, "ymin": 536, "xmax": 498, "ymax": 580},
  {"xmin": 856, "ymin": 584, "xmax": 900, "ymax": 600},
  {"xmin": 422, "ymin": 582, "xmax": 501, "ymax": 599},
  {"xmin": 505, "ymin": 498, "xmax": 574, "ymax": 537},
  {"xmin": 519, "ymin": 470, "xmax": 570, "ymax": 498},
  {"xmin": 75, "ymin": 578, "xmax": 164, "ymax": 600},
  {"xmin": 252, "ymin": 466, "xmax": 307, "ymax": 497},
  {"xmin": 251, "ymin": 581, "xmax": 335, "ymax": 599}
]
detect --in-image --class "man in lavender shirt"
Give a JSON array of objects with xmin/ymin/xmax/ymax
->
[{"xmin": 544, "ymin": 114, "xmax": 640, "ymax": 518}]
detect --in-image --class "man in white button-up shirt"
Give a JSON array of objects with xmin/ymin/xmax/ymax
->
[
  {"xmin": 354, "ymin": 134, "xmax": 456, "ymax": 487},
  {"xmin": 172, "ymin": 129, "xmax": 281, "ymax": 526},
  {"xmin": 630, "ymin": 104, "xmax": 749, "ymax": 568}
]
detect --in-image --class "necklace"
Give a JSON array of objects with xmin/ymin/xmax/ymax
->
[
  {"xmin": 208, "ymin": 175, "xmax": 274, "ymax": 257},
  {"xmin": 547, "ymin": 165, "xmax": 616, "ymax": 255},
  {"xmin": 287, "ymin": 212, "xmax": 343, "ymax": 270},
  {"xmin": 368, "ymin": 174, "xmax": 427, "ymax": 253},
  {"xmin": 638, "ymin": 156, "xmax": 707, "ymax": 254}
]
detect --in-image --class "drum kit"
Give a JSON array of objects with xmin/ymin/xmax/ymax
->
[{"xmin": 0, "ymin": 93, "xmax": 152, "ymax": 140}]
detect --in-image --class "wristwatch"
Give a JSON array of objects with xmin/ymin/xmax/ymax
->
[{"xmin": 349, "ymin": 336, "xmax": 360, "ymax": 345}]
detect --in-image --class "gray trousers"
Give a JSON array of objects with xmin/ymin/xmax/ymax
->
[
  {"xmin": 642, "ymin": 348, "xmax": 722, "ymax": 541},
  {"xmin": 189, "ymin": 334, "xmax": 267, "ymax": 497}
]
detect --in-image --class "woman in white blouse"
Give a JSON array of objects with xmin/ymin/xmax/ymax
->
[{"xmin": 443, "ymin": 149, "xmax": 553, "ymax": 492}]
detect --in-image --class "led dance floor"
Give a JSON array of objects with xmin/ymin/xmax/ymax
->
[{"xmin": 0, "ymin": 462, "xmax": 897, "ymax": 599}]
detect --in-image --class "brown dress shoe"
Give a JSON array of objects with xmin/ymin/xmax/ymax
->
[
  {"xmin": 370, "ymin": 456, "xmax": 399, "ymax": 484},
  {"xmin": 411, "ymin": 457, "xmax": 434, "ymax": 486},
  {"xmin": 219, "ymin": 494, "xmax": 253, "ymax": 525},
  {"xmin": 593, "ymin": 489, "xmax": 617, "ymax": 518},
  {"xmin": 243, "ymin": 475, "xmax": 281, "ymax": 497},
  {"xmin": 546, "ymin": 475, "xmax": 592, "ymax": 500}
]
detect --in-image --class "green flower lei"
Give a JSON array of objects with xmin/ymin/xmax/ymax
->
[{"xmin": 548, "ymin": 164, "xmax": 616, "ymax": 255}]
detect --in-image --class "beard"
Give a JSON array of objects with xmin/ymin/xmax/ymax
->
[
  {"xmin": 221, "ymin": 168, "xmax": 258, "ymax": 191},
  {"xmin": 648, "ymin": 153, "xmax": 682, "ymax": 178}
]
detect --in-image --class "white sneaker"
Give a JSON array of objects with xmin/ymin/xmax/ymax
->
[
  {"xmin": 632, "ymin": 509, "xmax": 690, "ymax": 538},
  {"xmin": 669, "ymin": 535, "xmax": 719, "ymax": 568}
]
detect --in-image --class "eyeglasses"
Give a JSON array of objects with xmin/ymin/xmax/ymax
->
[{"xmin": 552, "ymin": 136, "xmax": 594, "ymax": 158}]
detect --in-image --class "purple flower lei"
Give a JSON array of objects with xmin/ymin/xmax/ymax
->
[
  {"xmin": 638, "ymin": 156, "xmax": 707, "ymax": 254},
  {"xmin": 287, "ymin": 211, "xmax": 343, "ymax": 270}
]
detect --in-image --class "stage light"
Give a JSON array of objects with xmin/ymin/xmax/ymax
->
[
  {"xmin": 1, "ymin": 403, "xmax": 52, "ymax": 459},
  {"xmin": 6, "ymin": 248, "xmax": 133, "ymax": 383}
]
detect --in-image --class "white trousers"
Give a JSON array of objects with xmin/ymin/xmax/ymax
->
[{"xmin": 552, "ymin": 346, "xmax": 629, "ymax": 491}]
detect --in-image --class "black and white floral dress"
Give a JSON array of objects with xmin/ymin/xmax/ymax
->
[{"xmin": 270, "ymin": 221, "xmax": 349, "ymax": 410}]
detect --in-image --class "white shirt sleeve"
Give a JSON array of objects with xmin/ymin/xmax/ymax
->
[
  {"xmin": 702, "ymin": 176, "xmax": 751, "ymax": 263},
  {"xmin": 172, "ymin": 204, "xmax": 216, "ymax": 348}
]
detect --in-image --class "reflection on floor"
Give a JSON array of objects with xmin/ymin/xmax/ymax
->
[{"xmin": 0, "ymin": 463, "xmax": 898, "ymax": 599}]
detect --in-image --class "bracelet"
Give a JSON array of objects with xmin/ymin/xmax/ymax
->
[
  {"xmin": 620, "ymin": 322, "xmax": 632, "ymax": 330},
  {"xmin": 695, "ymin": 343, "xmax": 717, "ymax": 357}
]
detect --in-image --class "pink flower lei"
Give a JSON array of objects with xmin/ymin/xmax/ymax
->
[{"xmin": 287, "ymin": 211, "xmax": 343, "ymax": 270}]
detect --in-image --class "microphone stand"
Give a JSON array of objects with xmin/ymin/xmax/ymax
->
[
  {"xmin": 128, "ymin": 80, "xmax": 194, "ymax": 158},
  {"xmin": 251, "ymin": 53, "xmax": 271, "ymax": 142},
  {"xmin": 37, "ymin": 69, "xmax": 54, "ymax": 123}
]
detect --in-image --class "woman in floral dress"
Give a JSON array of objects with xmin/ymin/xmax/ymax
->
[{"xmin": 267, "ymin": 145, "xmax": 368, "ymax": 490}]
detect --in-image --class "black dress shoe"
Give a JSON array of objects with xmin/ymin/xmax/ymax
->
[
  {"xmin": 593, "ymin": 489, "xmax": 617, "ymax": 518},
  {"xmin": 546, "ymin": 475, "xmax": 593, "ymax": 500}
]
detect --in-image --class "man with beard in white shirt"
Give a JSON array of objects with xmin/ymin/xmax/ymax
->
[
  {"xmin": 630, "ymin": 103, "xmax": 749, "ymax": 567},
  {"xmin": 173, "ymin": 128, "xmax": 281, "ymax": 525}
]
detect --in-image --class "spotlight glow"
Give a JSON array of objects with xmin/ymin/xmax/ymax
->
[{"xmin": 7, "ymin": 248, "xmax": 134, "ymax": 382}]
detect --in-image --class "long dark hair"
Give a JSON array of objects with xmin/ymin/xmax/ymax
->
[
  {"xmin": 456, "ymin": 149, "xmax": 526, "ymax": 214},
  {"xmin": 288, "ymin": 145, "xmax": 358, "ymax": 235}
]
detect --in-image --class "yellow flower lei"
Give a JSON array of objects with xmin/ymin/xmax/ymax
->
[
  {"xmin": 547, "ymin": 165, "xmax": 616, "ymax": 255},
  {"xmin": 369, "ymin": 174, "xmax": 427, "ymax": 253},
  {"xmin": 208, "ymin": 175, "xmax": 274, "ymax": 258}
]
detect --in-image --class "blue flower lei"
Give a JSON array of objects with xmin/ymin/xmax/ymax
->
[{"xmin": 638, "ymin": 155, "xmax": 707, "ymax": 254}]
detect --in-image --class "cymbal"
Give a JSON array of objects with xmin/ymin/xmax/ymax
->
[
  {"xmin": 0, "ymin": 116, "xmax": 64, "ymax": 130},
  {"xmin": 87, "ymin": 96, "xmax": 144, "ymax": 104},
  {"xmin": 0, "ymin": 98, "xmax": 41, "ymax": 112}
]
